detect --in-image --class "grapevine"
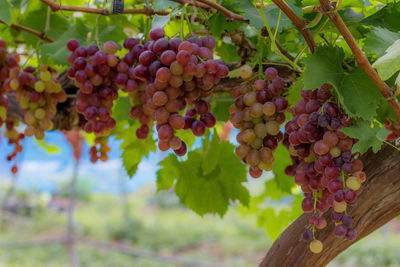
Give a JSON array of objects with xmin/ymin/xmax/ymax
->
[
  {"xmin": 283, "ymin": 84, "xmax": 365, "ymax": 252},
  {"xmin": 229, "ymin": 66, "xmax": 287, "ymax": 178}
]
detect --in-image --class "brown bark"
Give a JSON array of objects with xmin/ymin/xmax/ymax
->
[{"xmin": 260, "ymin": 143, "xmax": 400, "ymax": 267}]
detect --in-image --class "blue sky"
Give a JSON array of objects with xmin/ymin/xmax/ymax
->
[{"xmin": 0, "ymin": 130, "xmax": 161, "ymax": 194}]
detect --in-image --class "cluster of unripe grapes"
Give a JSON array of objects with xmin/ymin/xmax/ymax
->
[
  {"xmin": 282, "ymin": 84, "xmax": 365, "ymax": 253},
  {"xmin": 9, "ymin": 65, "xmax": 67, "ymax": 139},
  {"xmin": 126, "ymin": 27, "xmax": 226, "ymax": 155},
  {"xmin": 3, "ymin": 120, "xmax": 24, "ymax": 174},
  {"xmin": 229, "ymin": 67, "xmax": 287, "ymax": 178},
  {"xmin": 385, "ymin": 120, "xmax": 400, "ymax": 140},
  {"xmin": 89, "ymin": 136, "xmax": 110, "ymax": 163},
  {"xmin": 0, "ymin": 39, "xmax": 19, "ymax": 126}
]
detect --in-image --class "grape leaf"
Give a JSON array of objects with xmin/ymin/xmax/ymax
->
[
  {"xmin": 212, "ymin": 97, "xmax": 233, "ymax": 122},
  {"xmin": 153, "ymin": 0, "xmax": 179, "ymax": 11},
  {"xmin": 238, "ymin": 0, "xmax": 264, "ymax": 30},
  {"xmin": 20, "ymin": 5, "xmax": 70, "ymax": 45},
  {"xmin": 362, "ymin": 2, "xmax": 400, "ymax": 32},
  {"xmin": 286, "ymin": 75, "xmax": 303, "ymax": 107},
  {"xmin": 257, "ymin": 195, "xmax": 303, "ymax": 239},
  {"xmin": 272, "ymin": 144, "xmax": 295, "ymax": 193},
  {"xmin": 363, "ymin": 27, "xmax": 400, "ymax": 57},
  {"xmin": 341, "ymin": 119, "xmax": 389, "ymax": 154},
  {"xmin": 201, "ymin": 133, "xmax": 221, "ymax": 175},
  {"xmin": 303, "ymin": 45, "xmax": 383, "ymax": 120},
  {"xmin": 338, "ymin": 68, "xmax": 383, "ymax": 120},
  {"xmin": 376, "ymin": 98, "xmax": 397, "ymax": 124},
  {"xmin": 40, "ymin": 20, "xmax": 90, "ymax": 65},
  {"xmin": 97, "ymin": 23, "xmax": 127, "ymax": 44},
  {"xmin": 112, "ymin": 97, "xmax": 131, "ymax": 122},
  {"xmin": 372, "ymin": 39, "xmax": 400, "ymax": 81},
  {"xmin": 157, "ymin": 141, "xmax": 248, "ymax": 216},
  {"xmin": 0, "ymin": 0, "xmax": 12, "ymax": 24},
  {"xmin": 156, "ymin": 154, "xmax": 179, "ymax": 191},
  {"xmin": 119, "ymin": 125, "xmax": 157, "ymax": 177},
  {"xmin": 303, "ymin": 45, "xmax": 345, "ymax": 90},
  {"xmin": 152, "ymin": 14, "xmax": 170, "ymax": 29},
  {"xmin": 208, "ymin": 12, "xmax": 243, "ymax": 36}
]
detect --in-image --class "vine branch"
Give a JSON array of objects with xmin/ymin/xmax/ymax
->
[
  {"xmin": 39, "ymin": 0, "xmax": 169, "ymax": 16},
  {"xmin": 0, "ymin": 20, "xmax": 54, "ymax": 43},
  {"xmin": 317, "ymin": 0, "xmax": 400, "ymax": 121},
  {"xmin": 271, "ymin": 0, "xmax": 316, "ymax": 53}
]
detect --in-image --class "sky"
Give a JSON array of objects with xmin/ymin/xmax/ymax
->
[{"xmin": 0, "ymin": 130, "xmax": 161, "ymax": 194}]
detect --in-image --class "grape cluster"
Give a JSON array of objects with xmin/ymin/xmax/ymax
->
[
  {"xmin": 127, "ymin": 28, "xmax": 227, "ymax": 155},
  {"xmin": 10, "ymin": 65, "xmax": 67, "ymax": 139},
  {"xmin": 282, "ymin": 84, "xmax": 365, "ymax": 253},
  {"xmin": 4, "ymin": 120, "xmax": 24, "ymax": 174},
  {"xmin": 385, "ymin": 120, "xmax": 400, "ymax": 140},
  {"xmin": 67, "ymin": 40, "xmax": 120, "ymax": 136},
  {"xmin": 89, "ymin": 136, "xmax": 110, "ymax": 163},
  {"xmin": 229, "ymin": 67, "xmax": 287, "ymax": 178},
  {"xmin": 0, "ymin": 39, "xmax": 19, "ymax": 126}
]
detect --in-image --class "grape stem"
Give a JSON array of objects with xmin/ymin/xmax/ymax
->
[{"xmin": 0, "ymin": 20, "xmax": 54, "ymax": 43}]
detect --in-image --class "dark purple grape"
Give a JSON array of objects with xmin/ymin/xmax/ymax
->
[
  {"xmin": 191, "ymin": 120, "xmax": 206, "ymax": 136},
  {"xmin": 342, "ymin": 214, "xmax": 352, "ymax": 227},
  {"xmin": 331, "ymin": 211, "xmax": 344, "ymax": 222},
  {"xmin": 318, "ymin": 114, "xmax": 330, "ymax": 128},
  {"xmin": 345, "ymin": 228, "xmax": 357, "ymax": 240},
  {"xmin": 149, "ymin": 27, "xmax": 165, "ymax": 41},
  {"xmin": 334, "ymin": 224, "xmax": 347, "ymax": 238}
]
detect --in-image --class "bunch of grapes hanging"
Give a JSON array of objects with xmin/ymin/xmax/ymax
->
[
  {"xmin": 229, "ymin": 67, "xmax": 287, "ymax": 178},
  {"xmin": 283, "ymin": 84, "xmax": 365, "ymax": 253}
]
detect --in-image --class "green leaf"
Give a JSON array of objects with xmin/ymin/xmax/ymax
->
[
  {"xmin": 362, "ymin": 2, "xmax": 400, "ymax": 32},
  {"xmin": 341, "ymin": 119, "xmax": 389, "ymax": 154},
  {"xmin": 0, "ymin": 0, "xmax": 12, "ymax": 24},
  {"xmin": 338, "ymin": 68, "xmax": 383, "ymax": 120},
  {"xmin": 263, "ymin": 4, "xmax": 300, "ymax": 32},
  {"xmin": 161, "ymin": 141, "xmax": 248, "ymax": 216},
  {"xmin": 208, "ymin": 12, "xmax": 243, "ymax": 36},
  {"xmin": 238, "ymin": 0, "xmax": 264, "ymax": 30},
  {"xmin": 120, "ymin": 125, "xmax": 157, "ymax": 177},
  {"xmin": 372, "ymin": 39, "xmax": 400, "ymax": 81},
  {"xmin": 152, "ymin": 14, "xmax": 170, "ymax": 29},
  {"xmin": 303, "ymin": 45, "xmax": 345, "ymax": 90},
  {"xmin": 40, "ymin": 20, "xmax": 90, "ymax": 65},
  {"xmin": 153, "ymin": 0, "xmax": 179, "ymax": 11},
  {"xmin": 112, "ymin": 97, "xmax": 131, "ymax": 122},
  {"xmin": 21, "ymin": 5, "xmax": 70, "ymax": 46},
  {"xmin": 303, "ymin": 45, "xmax": 383, "ymax": 120},
  {"xmin": 363, "ymin": 27, "xmax": 400, "ymax": 57},
  {"xmin": 212, "ymin": 97, "xmax": 233, "ymax": 122},
  {"xmin": 286, "ymin": 75, "xmax": 303, "ymax": 107},
  {"xmin": 257, "ymin": 195, "xmax": 303, "ymax": 239},
  {"xmin": 215, "ymin": 42, "xmax": 241, "ymax": 63},
  {"xmin": 201, "ymin": 133, "xmax": 221, "ymax": 175},
  {"xmin": 95, "ymin": 17, "xmax": 126, "ymax": 44},
  {"xmin": 272, "ymin": 144, "xmax": 295, "ymax": 193},
  {"xmin": 156, "ymin": 154, "xmax": 180, "ymax": 191}
]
